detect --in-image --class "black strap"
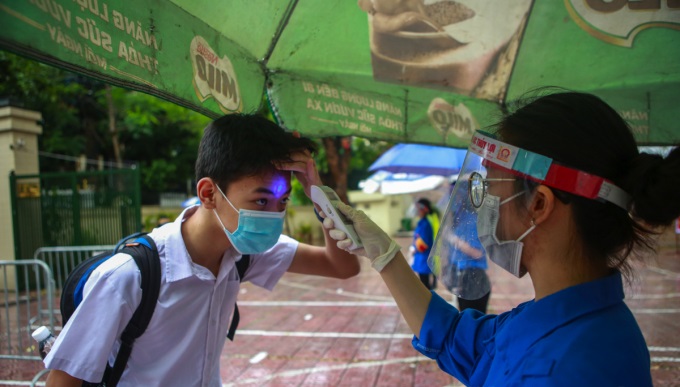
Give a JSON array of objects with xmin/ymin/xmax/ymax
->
[
  {"xmin": 227, "ymin": 255, "xmax": 250, "ymax": 341},
  {"xmin": 313, "ymin": 207, "xmax": 325, "ymax": 222},
  {"xmin": 107, "ymin": 235, "xmax": 161, "ymax": 387}
]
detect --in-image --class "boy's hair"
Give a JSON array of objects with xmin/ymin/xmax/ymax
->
[{"xmin": 195, "ymin": 114, "xmax": 317, "ymax": 191}]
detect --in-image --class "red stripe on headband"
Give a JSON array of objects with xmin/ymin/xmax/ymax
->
[
  {"xmin": 542, "ymin": 164, "xmax": 602, "ymax": 199},
  {"xmin": 483, "ymin": 160, "xmax": 607, "ymax": 200}
]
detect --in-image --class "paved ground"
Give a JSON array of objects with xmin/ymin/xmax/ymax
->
[
  {"xmin": 2, "ymin": 230, "xmax": 679, "ymax": 386},
  {"xmin": 220, "ymin": 232, "xmax": 680, "ymax": 386}
]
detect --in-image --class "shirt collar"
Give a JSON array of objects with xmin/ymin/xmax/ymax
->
[
  {"xmin": 159, "ymin": 206, "xmax": 240, "ymax": 283},
  {"xmin": 498, "ymin": 271, "xmax": 625, "ymax": 352}
]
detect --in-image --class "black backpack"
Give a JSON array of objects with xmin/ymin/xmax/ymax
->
[{"xmin": 60, "ymin": 232, "xmax": 250, "ymax": 386}]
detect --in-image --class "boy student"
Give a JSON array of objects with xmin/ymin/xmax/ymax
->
[{"xmin": 44, "ymin": 114, "xmax": 361, "ymax": 386}]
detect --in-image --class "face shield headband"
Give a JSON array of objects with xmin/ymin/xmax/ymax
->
[
  {"xmin": 428, "ymin": 131, "xmax": 631, "ymax": 301},
  {"xmin": 469, "ymin": 131, "xmax": 631, "ymax": 210}
]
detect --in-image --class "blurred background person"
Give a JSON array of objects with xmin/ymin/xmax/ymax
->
[
  {"xmin": 438, "ymin": 181, "xmax": 491, "ymax": 313},
  {"xmin": 442, "ymin": 212, "xmax": 491, "ymax": 313},
  {"xmin": 412, "ymin": 198, "xmax": 439, "ymax": 290}
]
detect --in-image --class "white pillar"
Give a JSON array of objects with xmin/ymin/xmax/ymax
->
[{"xmin": 0, "ymin": 104, "xmax": 42, "ymax": 287}]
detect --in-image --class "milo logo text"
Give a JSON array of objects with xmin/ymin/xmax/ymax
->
[
  {"xmin": 566, "ymin": 0, "xmax": 680, "ymax": 47},
  {"xmin": 190, "ymin": 36, "xmax": 241, "ymax": 113},
  {"xmin": 585, "ymin": 0, "xmax": 680, "ymax": 12},
  {"xmin": 427, "ymin": 98, "xmax": 478, "ymax": 142}
]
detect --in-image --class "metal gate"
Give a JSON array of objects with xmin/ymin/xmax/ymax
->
[
  {"xmin": 0, "ymin": 259, "xmax": 56, "ymax": 384},
  {"xmin": 10, "ymin": 169, "xmax": 141, "ymax": 261}
]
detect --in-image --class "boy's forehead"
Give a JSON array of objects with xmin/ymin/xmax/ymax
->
[
  {"xmin": 265, "ymin": 171, "xmax": 291, "ymax": 197},
  {"xmin": 232, "ymin": 170, "xmax": 291, "ymax": 197}
]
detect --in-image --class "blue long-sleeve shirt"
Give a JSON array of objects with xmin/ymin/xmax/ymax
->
[
  {"xmin": 412, "ymin": 272, "xmax": 652, "ymax": 386},
  {"xmin": 412, "ymin": 217, "xmax": 433, "ymax": 274}
]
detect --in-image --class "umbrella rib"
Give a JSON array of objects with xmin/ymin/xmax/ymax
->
[
  {"xmin": 261, "ymin": 0, "xmax": 300, "ymax": 67},
  {"xmin": 403, "ymin": 89, "xmax": 409, "ymax": 140},
  {"xmin": 500, "ymin": 2, "xmax": 537, "ymax": 108}
]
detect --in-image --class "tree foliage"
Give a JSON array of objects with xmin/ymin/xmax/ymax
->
[
  {"xmin": 314, "ymin": 136, "xmax": 393, "ymax": 203},
  {"xmin": 107, "ymin": 87, "xmax": 210, "ymax": 199},
  {"xmin": 1, "ymin": 51, "xmax": 391, "ymax": 205},
  {"xmin": 1, "ymin": 51, "xmax": 209, "ymax": 203},
  {"xmin": 0, "ymin": 51, "xmax": 86, "ymax": 158}
]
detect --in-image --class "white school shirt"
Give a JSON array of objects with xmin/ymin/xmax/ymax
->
[{"xmin": 45, "ymin": 206, "xmax": 297, "ymax": 386}]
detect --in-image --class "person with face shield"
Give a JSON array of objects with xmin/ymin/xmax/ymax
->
[
  {"xmin": 43, "ymin": 114, "xmax": 360, "ymax": 387},
  {"xmin": 325, "ymin": 91, "xmax": 680, "ymax": 385}
]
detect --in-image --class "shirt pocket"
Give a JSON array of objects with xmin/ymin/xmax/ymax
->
[
  {"xmin": 482, "ymin": 335, "xmax": 496, "ymax": 357},
  {"xmin": 519, "ymin": 356, "xmax": 556, "ymax": 380}
]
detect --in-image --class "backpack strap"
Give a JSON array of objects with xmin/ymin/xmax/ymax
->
[
  {"xmin": 107, "ymin": 234, "xmax": 161, "ymax": 387},
  {"xmin": 227, "ymin": 254, "xmax": 250, "ymax": 341}
]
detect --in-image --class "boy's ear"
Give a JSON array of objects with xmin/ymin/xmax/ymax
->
[{"xmin": 197, "ymin": 178, "xmax": 217, "ymax": 210}]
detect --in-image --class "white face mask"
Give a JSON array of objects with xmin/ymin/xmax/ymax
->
[{"xmin": 476, "ymin": 191, "xmax": 535, "ymax": 278}]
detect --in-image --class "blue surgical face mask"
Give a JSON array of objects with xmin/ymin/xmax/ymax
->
[{"xmin": 213, "ymin": 183, "xmax": 285, "ymax": 255}]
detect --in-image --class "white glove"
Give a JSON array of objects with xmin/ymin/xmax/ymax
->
[{"xmin": 323, "ymin": 202, "xmax": 401, "ymax": 272}]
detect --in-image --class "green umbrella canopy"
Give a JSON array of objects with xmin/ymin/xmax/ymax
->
[{"xmin": 0, "ymin": 0, "xmax": 678, "ymax": 146}]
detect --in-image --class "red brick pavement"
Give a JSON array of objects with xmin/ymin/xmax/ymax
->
[
  {"xmin": 2, "ymin": 231, "xmax": 679, "ymax": 386},
  {"xmin": 219, "ymin": 231, "xmax": 680, "ymax": 386}
]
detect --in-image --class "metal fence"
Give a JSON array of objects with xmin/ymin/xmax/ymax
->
[
  {"xmin": 2, "ymin": 245, "xmax": 115, "ymax": 385},
  {"xmin": 33, "ymin": 245, "xmax": 115, "ymax": 293},
  {"xmin": 0, "ymin": 260, "xmax": 56, "ymax": 384},
  {"xmin": 29, "ymin": 244, "xmax": 116, "ymax": 343}
]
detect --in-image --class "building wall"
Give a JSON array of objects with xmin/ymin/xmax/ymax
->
[
  {"xmin": 0, "ymin": 106, "xmax": 42, "ymax": 289},
  {"xmin": 348, "ymin": 191, "xmax": 413, "ymax": 237}
]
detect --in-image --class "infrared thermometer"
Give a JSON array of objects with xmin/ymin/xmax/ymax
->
[{"xmin": 310, "ymin": 185, "xmax": 363, "ymax": 250}]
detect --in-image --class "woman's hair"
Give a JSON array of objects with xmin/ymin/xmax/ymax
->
[
  {"xmin": 494, "ymin": 89, "xmax": 680, "ymax": 279},
  {"xmin": 195, "ymin": 113, "xmax": 317, "ymax": 192},
  {"xmin": 417, "ymin": 198, "xmax": 434, "ymax": 214}
]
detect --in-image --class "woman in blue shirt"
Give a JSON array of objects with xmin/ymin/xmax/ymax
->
[
  {"xmin": 326, "ymin": 91, "xmax": 680, "ymax": 386},
  {"xmin": 412, "ymin": 198, "xmax": 438, "ymax": 290}
]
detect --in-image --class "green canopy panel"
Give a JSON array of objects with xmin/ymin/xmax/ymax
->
[{"xmin": 1, "ymin": 0, "xmax": 678, "ymax": 145}]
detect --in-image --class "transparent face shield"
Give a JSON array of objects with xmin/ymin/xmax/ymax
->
[
  {"xmin": 427, "ymin": 152, "xmax": 488, "ymax": 300},
  {"xmin": 428, "ymin": 147, "xmax": 536, "ymax": 300},
  {"xmin": 428, "ymin": 131, "xmax": 632, "ymax": 301}
]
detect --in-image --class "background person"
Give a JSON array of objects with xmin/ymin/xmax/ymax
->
[
  {"xmin": 412, "ymin": 198, "xmax": 439, "ymax": 290},
  {"xmin": 443, "ymin": 216, "xmax": 490, "ymax": 313},
  {"xmin": 325, "ymin": 91, "xmax": 679, "ymax": 386},
  {"xmin": 437, "ymin": 180, "xmax": 491, "ymax": 313}
]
